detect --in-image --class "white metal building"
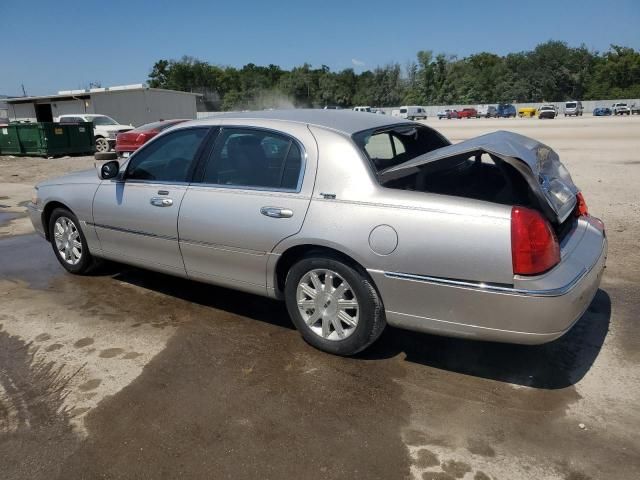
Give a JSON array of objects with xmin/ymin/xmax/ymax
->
[{"xmin": 6, "ymin": 84, "xmax": 200, "ymax": 126}]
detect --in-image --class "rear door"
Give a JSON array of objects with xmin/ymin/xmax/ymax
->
[
  {"xmin": 178, "ymin": 124, "xmax": 316, "ymax": 294},
  {"xmin": 92, "ymin": 127, "xmax": 211, "ymax": 275}
]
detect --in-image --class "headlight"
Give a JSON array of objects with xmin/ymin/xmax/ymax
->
[{"xmin": 31, "ymin": 187, "xmax": 39, "ymax": 205}]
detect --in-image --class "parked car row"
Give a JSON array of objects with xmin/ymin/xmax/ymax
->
[{"xmin": 437, "ymin": 104, "xmax": 517, "ymax": 119}]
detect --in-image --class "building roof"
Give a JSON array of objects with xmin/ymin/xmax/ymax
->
[
  {"xmin": 6, "ymin": 86, "xmax": 201, "ymax": 104},
  {"xmin": 194, "ymin": 109, "xmax": 410, "ymax": 135}
]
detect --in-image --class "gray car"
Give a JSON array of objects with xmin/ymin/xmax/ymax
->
[{"xmin": 28, "ymin": 110, "xmax": 607, "ymax": 355}]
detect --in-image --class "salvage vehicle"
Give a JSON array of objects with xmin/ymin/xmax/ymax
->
[
  {"xmin": 458, "ymin": 108, "xmax": 479, "ymax": 119},
  {"xmin": 593, "ymin": 107, "xmax": 612, "ymax": 116},
  {"xmin": 477, "ymin": 105, "xmax": 497, "ymax": 118},
  {"xmin": 28, "ymin": 110, "xmax": 606, "ymax": 356},
  {"xmin": 353, "ymin": 106, "xmax": 372, "ymax": 113},
  {"xmin": 538, "ymin": 105, "xmax": 557, "ymax": 119},
  {"xmin": 58, "ymin": 114, "xmax": 133, "ymax": 153},
  {"xmin": 611, "ymin": 103, "xmax": 631, "ymax": 115},
  {"xmin": 397, "ymin": 106, "xmax": 427, "ymax": 120},
  {"xmin": 437, "ymin": 109, "xmax": 458, "ymax": 119},
  {"xmin": 518, "ymin": 107, "xmax": 537, "ymax": 118},
  {"xmin": 497, "ymin": 104, "xmax": 516, "ymax": 118},
  {"xmin": 115, "ymin": 119, "xmax": 188, "ymax": 158},
  {"xmin": 631, "ymin": 104, "xmax": 640, "ymax": 115},
  {"xmin": 564, "ymin": 101, "xmax": 583, "ymax": 116}
]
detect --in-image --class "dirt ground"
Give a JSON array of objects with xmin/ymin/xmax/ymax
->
[{"xmin": 0, "ymin": 115, "xmax": 639, "ymax": 479}]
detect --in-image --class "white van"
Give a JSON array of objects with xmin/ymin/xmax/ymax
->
[
  {"xmin": 398, "ymin": 106, "xmax": 427, "ymax": 120},
  {"xmin": 353, "ymin": 106, "xmax": 372, "ymax": 113},
  {"xmin": 564, "ymin": 101, "xmax": 583, "ymax": 117}
]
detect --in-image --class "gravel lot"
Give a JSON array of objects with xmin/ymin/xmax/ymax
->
[{"xmin": 1, "ymin": 115, "xmax": 639, "ymax": 479}]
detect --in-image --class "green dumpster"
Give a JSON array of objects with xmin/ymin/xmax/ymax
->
[
  {"xmin": 0, "ymin": 122, "xmax": 95, "ymax": 157},
  {"xmin": 0, "ymin": 124, "xmax": 22, "ymax": 155}
]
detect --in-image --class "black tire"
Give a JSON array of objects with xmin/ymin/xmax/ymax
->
[
  {"xmin": 284, "ymin": 254, "xmax": 386, "ymax": 356},
  {"xmin": 48, "ymin": 207, "xmax": 99, "ymax": 275},
  {"xmin": 94, "ymin": 151, "xmax": 118, "ymax": 161}
]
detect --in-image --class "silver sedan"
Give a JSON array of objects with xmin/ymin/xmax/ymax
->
[{"xmin": 28, "ymin": 110, "xmax": 607, "ymax": 355}]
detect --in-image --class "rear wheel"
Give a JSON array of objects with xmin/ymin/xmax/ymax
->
[
  {"xmin": 48, "ymin": 208, "xmax": 99, "ymax": 274},
  {"xmin": 284, "ymin": 255, "xmax": 386, "ymax": 355}
]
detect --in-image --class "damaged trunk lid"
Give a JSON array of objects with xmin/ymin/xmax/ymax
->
[{"xmin": 378, "ymin": 130, "xmax": 578, "ymax": 224}]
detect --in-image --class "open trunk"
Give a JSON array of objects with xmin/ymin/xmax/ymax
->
[{"xmin": 354, "ymin": 126, "xmax": 580, "ymax": 240}]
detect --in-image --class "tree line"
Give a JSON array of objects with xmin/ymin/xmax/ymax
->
[{"xmin": 147, "ymin": 41, "xmax": 640, "ymax": 111}]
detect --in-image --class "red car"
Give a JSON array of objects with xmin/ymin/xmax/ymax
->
[
  {"xmin": 115, "ymin": 119, "xmax": 188, "ymax": 157},
  {"xmin": 457, "ymin": 108, "xmax": 479, "ymax": 119}
]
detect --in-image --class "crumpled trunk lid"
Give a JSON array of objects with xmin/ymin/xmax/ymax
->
[{"xmin": 379, "ymin": 130, "xmax": 578, "ymax": 224}]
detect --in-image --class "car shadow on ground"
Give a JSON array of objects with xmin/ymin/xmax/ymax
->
[
  {"xmin": 363, "ymin": 289, "xmax": 611, "ymax": 389},
  {"xmin": 112, "ymin": 265, "xmax": 610, "ymax": 390}
]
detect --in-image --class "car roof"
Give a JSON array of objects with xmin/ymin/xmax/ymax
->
[{"xmin": 188, "ymin": 109, "xmax": 410, "ymax": 135}]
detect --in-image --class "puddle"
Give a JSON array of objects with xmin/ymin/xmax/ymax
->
[
  {"xmin": 0, "ymin": 234, "xmax": 62, "ymax": 288},
  {"xmin": 0, "ymin": 211, "xmax": 22, "ymax": 226}
]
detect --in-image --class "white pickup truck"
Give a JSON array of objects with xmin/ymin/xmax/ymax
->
[
  {"xmin": 611, "ymin": 103, "xmax": 631, "ymax": 116},
  {"xmin": 57, "ymin": 114, "xmax": 133, "ymax": 152}
]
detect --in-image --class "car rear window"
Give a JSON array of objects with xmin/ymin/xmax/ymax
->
[
  {"xmin": 353, "ymin": 125, "xmax": 449, "ymax": 173},
  {"xmin": 566, "ymin": 102, "xmax": 577, "ymax": 108}
]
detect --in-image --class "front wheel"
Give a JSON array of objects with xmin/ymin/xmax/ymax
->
[
  {"xmin": 49, "ymin": 208, "xmax": 99, "ymax": 274},
  {"xmin": 95, "ymin": 137, "xmax": 109, "ymax": 153},
  {"xmin": 284, "ymin": 255, "xmax": 386, "ymax": 355}
]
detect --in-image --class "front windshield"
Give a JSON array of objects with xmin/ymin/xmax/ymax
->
[
  {"xmin": 566, "ymin": 102, "xmax": 577, "ymax": 108},
  {"xmin": 90, "ymin": 116, "xmax": 118, "ymax": 126},
  {"xmin": 353, "ymin": 125, "xmax": 449, "ymax": 173}
]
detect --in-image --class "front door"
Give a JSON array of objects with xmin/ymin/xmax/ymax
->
[
  {"xmin": 92, "ymin": 127, "xmax": 210, "ymax": 275},
  {"xmin": 179, "ymin": 125, "xmax": 315, "ymax": 294}
]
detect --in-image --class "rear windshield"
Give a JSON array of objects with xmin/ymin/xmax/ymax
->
[
  {"xmin": 566, "ymin": 102, "xmax": 577, "ymax": 108},
  {"xmin": 353, "ymin": 125, "xmax": 449, "ymax": 173},
  {"xmin": 134, "ymin": 120, "xmax": 184, "ymax": 133}
]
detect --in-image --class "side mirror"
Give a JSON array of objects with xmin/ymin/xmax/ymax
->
[{"xmin": 99, "ymin": 160, "xmax": 120, "ymax": 180}]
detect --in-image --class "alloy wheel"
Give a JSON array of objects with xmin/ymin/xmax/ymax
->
[
  {"xmin": 54, "ymin": 216, "xmax": 82, "ymax": 265},
  {"xmin": 296, "ymin": 269, "xmax": 359, "ymax": 341}
]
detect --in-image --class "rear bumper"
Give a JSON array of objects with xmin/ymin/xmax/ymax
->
[{"xmin": 370, "ymin": 216, "xmax": 607, "ymax": 344}]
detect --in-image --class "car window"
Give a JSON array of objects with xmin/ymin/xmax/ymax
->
[
  {"xmin": 59, "ymin": 116, "xmax": 83, "ymax": 123},
  {"xmin": 354, "ymin": 125, "xmax": 449, "ymax": 172},
  {"xmin": 126, "ymin": 128, "xmax": 209, "ymax": 182},
  {"xmin": 201, "ymin": 128, "xmax": 303, "ymax": 190}
]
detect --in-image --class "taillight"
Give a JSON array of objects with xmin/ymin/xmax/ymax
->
[
  {"xmin": 135, "ymin": 132, "xmax": 155, "ymax": 143},
  {"xmin": 575, "ymin": 192, "xmax": 588, "ymax": 217},
  {"xmin": 511, "ymin": 206, "xmax": 560, "ymax": 275}
]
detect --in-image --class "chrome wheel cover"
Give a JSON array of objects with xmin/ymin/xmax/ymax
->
[
  {"xmin": 296, "ymin": 269, "xmax": 359, "ymax": 341},
  {"xmin": 95, "ymin": 138, "xmax": 108, "ymax": 152},
  {"xmin": 54, "ymin": 216, "xmax": 82, "ymax": 265}
]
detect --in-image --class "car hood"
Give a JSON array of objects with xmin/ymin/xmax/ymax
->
[
  {"xmin": 379, "ymin": 130, "xmax": 579, "ymax": 224},
  {"xmin": 37, "ymin": 168, "xmax": 99, "ymax": 188}
]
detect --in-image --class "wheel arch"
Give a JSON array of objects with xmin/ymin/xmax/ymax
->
[
  {"xmin": 41, "ymin": 200, "xmax": 73, "ymax": 240},
  {"xmin": 273, "ymin": 243, "xmax": 377, "ymax": 299}
]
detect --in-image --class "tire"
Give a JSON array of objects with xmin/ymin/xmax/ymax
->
[
  {"xmin": 48, "ymin": 208, "xmax": 99, "ymax": 275},
  {"xmin": 284, "ymin": 255, "xmax": 386, "ymax": 355},
  {"xmin": 94, "ymin": 151, "xmax": 117, "ymax": 161},
  {"xmin": 95, "ymin": 137, "xmax": 109, "ymax": 153}
]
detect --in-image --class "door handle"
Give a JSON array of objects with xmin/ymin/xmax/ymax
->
[
  {"xmin": 150, "ymin": 197, "xmax": 173, "ymax": 207},
  {"xmin": 260, "ymin": 206, "xmax": 293, "ymax": 218}
]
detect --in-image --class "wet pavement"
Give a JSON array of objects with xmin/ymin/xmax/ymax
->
[{"xmin": 0, "ymin": 233, "xmax": 638, "ymax": 480}]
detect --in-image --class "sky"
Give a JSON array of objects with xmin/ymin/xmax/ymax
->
[{"xmin": 2, "ymin": 0, "xmax": 639, "ymax": 96}]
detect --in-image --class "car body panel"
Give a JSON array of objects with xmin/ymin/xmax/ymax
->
[
  {"xmin": 31, "ymin": 110, "xmax": 607, "ymax": 347},
  {"xmin": 92, "ymin": 180, "xmax": 188, "ymax": 274},
  {"xmin": 178, "ymin": 119, "xmax": 318, "ymax": 294}
]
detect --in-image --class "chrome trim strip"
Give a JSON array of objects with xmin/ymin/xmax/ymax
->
[
  {"xmin": 381, "ymin": 269, "xmax": 589, "ymax": 297},
  {"xmin": 90, "ymin": 222, "xmax": 177, "ymax": 242}
]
